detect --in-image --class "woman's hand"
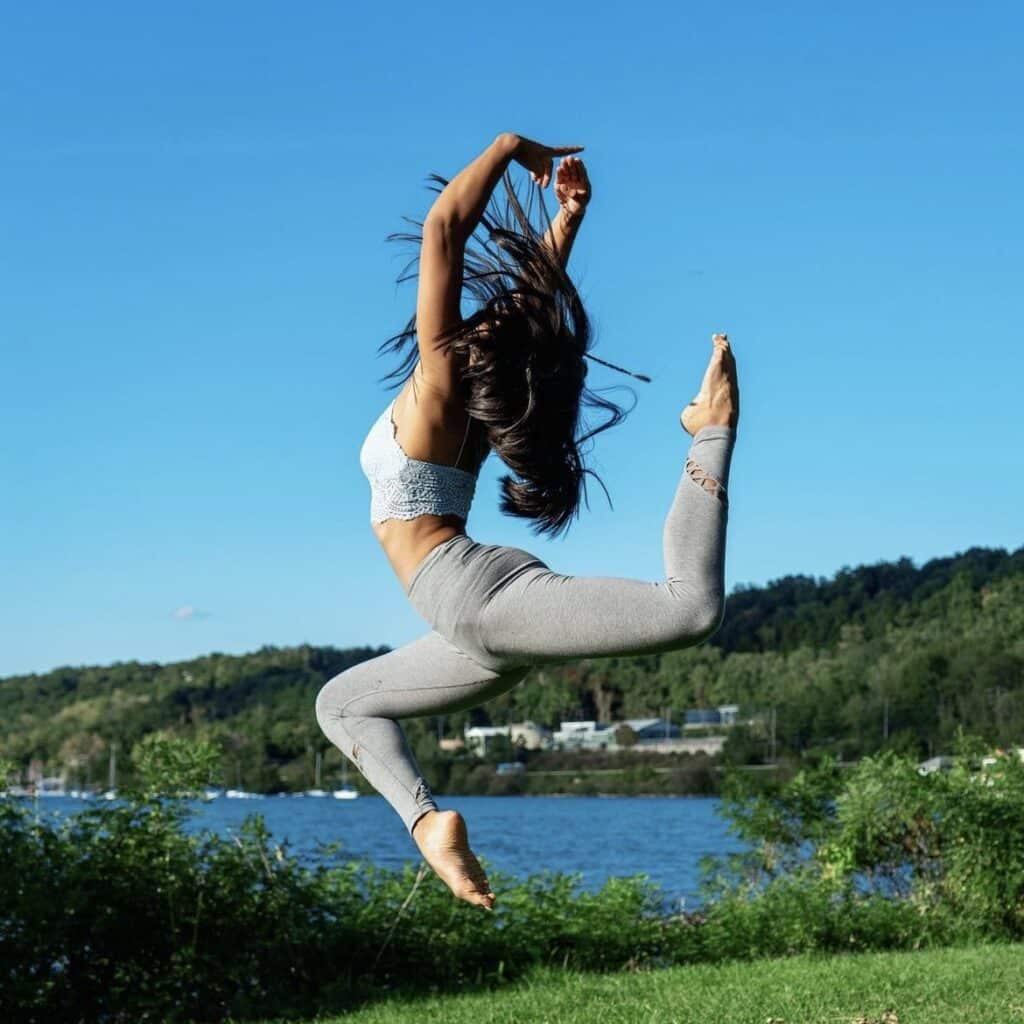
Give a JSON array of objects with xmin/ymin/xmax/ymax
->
[
  {"xmin": 553, "ymin": 156, "xmax": 591, "ymax": 218},
  {"xmin": 504, "ymin": 133, "xmax": 584, "ymax": 189}
]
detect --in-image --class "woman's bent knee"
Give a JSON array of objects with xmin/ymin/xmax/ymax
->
[
  {"xmin": 662, "ymin": 583, "xmax": 725, "ymax": 647},
  {"xmin": 688, "ymin": 594, "xmax": 726, "ymax": 644},
  {"xmin": 314, "ymin": 673, "xmax": 346, "ymax": 728}
]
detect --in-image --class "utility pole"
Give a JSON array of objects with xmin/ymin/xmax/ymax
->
[{"xmin": 770, "ymin": 707, "xmax": 776, "ymax": 764}]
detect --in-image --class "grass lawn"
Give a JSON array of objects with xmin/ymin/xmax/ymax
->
[{"xmin": 276, "ymin": 942, "xmax": 1024, "ymax": 1024}]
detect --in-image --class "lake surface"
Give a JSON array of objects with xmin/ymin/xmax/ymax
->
[{"xmin": 25, "ymin": 794, "xmax": 748, "ymax": 912}]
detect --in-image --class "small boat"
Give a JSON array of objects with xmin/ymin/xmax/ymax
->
[
  {"xmin": 304, "ymin": 752, "xmax": 331, "ymax": 797},
  {"xmin": 225, "ymin": 789, "xmax": 259, "ymax": 799},
  {"xmin": 332, "ymin": 758, "xmax": 359, "ymax": 799}
]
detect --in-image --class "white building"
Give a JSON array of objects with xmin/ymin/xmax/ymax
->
[
  {"xmin": 509, "ymin": 721, "xmax": 552, "ymax": 750},
  {"xmin": 462, "ymin": 722, "xmax": 553, "ymax": 756},
  {"xmin": 553, "ymin": 720, "xmax": 615, "ymax": 750},
  {"xmin": 718, "ymin": 705, "xmax": 740, "ymax": 726},
  {"xmin": 463, "ymin": 725, "xmax": 511, "ymax": 756}
]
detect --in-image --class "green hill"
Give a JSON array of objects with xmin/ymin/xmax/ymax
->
[{"xmin": 3, "ymin": 544, "xmax": 1021, "ymax": 792}]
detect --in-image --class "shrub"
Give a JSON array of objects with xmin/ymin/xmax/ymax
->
[
  {"xmin": 700, "ymin": 740, "xmax": 1024, "ymax": 951},
  {"xmin": 3, "ymin": 736, "xmax": 1020, "ymax": 1022}
]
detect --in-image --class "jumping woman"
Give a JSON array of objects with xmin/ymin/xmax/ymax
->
[{"xmin": 315, "ymin": 132, "xmax": 740, "ymax": 911}]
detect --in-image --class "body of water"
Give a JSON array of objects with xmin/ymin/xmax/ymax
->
[{"xmin": 22, "ymin": 793, "xmax": 748, "ymax": 911}]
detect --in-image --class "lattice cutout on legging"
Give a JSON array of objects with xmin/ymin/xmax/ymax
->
[{"xmin": 686, "ymin": 457, "xmax": 729, "ymax": 507}]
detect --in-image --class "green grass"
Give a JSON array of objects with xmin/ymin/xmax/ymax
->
[{"xmin": 267, "ymin": 943, "xmax": 1024, "ymax": 1024}]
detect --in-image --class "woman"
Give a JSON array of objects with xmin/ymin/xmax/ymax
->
[{"xmin": 316, "ymin": 132, "xmax": 739, "ymax": 911}]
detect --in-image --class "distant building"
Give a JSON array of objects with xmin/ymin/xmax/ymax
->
[
  {"xmin": 684, "ymin": 705, "xmax": 742, "ymax": 731},
  {"xmin": 509, "ymin": 721, "xmax": 552, "ymax": 750},
  {"xmin": 463, "ymin": 725, "xmax": 511, "ymax": 756},
  {"xmin": 463, "ymin": 722, "xmax": 552, "ymax": 756},
  {"xmin": 616, "ymin": 717, "xmax": 681, "ymax": 743},
  {"xmin": 718, "ymin": 705, "xmax": 740, "ymax": 726},
  {"xmin": 918, "ymin": 755, "xmax": 955, "ymax": 775},
  {"xmin": 554, "ymin": 718, "xmax": 722, "ymax": 755},
  {"xmin": 438, "ymin": 737, "xmax": 465, "ymax": 752},
  {"xmin": 684, "ymin": 709, "xmax": 721, "ymax": 730},
  {"xmin": 553, "ymin": 721, "xmax": 615, "ymax": 750}
]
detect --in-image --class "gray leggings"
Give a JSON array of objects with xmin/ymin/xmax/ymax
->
[{"xmin": 315, "ymin": 424, "xmax": 736, "ymax": 835}]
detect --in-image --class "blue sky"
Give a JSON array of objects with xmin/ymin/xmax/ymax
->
[{"xmin": 2, "ymin": 2, "xmax": 1021, "ymax": 678}]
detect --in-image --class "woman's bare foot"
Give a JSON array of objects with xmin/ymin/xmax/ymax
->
[
  {"xmin": 411, "ymin": 809, "xmax": 496, "ymax": 911},
  {"xmin": 680, "ymin": 333, "xmax": 740, "ymax": 435}
]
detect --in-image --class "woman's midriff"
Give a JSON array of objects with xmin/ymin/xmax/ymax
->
[{"xmin": 372, "ymin": 515, "xmax": 468, "ymax": 593}]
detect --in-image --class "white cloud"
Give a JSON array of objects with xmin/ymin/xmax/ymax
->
[{"xmin": 172, "ymin": 605, "xmax": 211, "ymax": 622}]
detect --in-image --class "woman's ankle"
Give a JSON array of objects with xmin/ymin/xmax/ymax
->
[{"xmin": 411, "ymin": 808, "xmax": 438, "ymax": 840}]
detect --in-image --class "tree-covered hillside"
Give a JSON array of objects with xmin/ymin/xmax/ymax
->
[{"xmin": 2, "ymin": 545, "xmax": 1021, "ymax": 791}]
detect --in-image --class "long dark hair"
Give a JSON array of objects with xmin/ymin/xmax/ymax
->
[{"xmin": 376, "ymin": 168, "xmax": 645, "ymax": 539}]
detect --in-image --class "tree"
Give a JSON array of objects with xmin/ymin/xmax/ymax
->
[{"xmin": 614, "ymin": 725, "xmax": 638, "ymax": 748}]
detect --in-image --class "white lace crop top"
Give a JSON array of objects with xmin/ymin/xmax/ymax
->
[{"xmin": 359, "ymin": 397, "xmax": 483, "ymax": 524}]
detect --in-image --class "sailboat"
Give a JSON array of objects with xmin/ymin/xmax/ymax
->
[
  {"xmin": 304, "ymin": 750, "xmax": 328, "ymax": 797},
  {"xmin": 225, "ymin": 761, "xmax": 258, "ymax": 798},
  {"xmin": 332, "ymin": 755, "xmax": 359, "ymax": 800},
  {"xmin": 101, "ymin": 743, "xmax": 117, "ymax": 799}
]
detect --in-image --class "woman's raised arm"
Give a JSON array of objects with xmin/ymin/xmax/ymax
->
[
  {"xmin": 540, "ymin": 155, "xmax": 590, "ymax": 266},
  {"xmin": 425, "ymin": 134, "xmax": 518, "ymax": 242},
  {"xmin": 416, "ymin": 134, "xmax": 585, "ymax": 394},
  {"xmin": 415, "ymin": 136, "xmax": 520, "ymax": 392}
]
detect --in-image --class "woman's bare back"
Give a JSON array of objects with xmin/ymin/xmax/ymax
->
[{"xmin": 370, "ymin": 361, "xmax": 487, "ymax": 590}]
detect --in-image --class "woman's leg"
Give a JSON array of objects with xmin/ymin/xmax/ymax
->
[
  {"xmin": 314, "ymin": 629, "xmax": 530, "ymax": 835},
  {"xmin": 398, "ymin": 334, "xmax": 738, "ymax": 673},
  {"xmin": 474, "ymin": 422, "xmax": 737, "ymax": 668}
]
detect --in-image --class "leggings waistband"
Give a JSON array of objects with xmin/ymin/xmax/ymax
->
[{"xmin": 405, "ymin": 533, "xmax": 474, "ymax": 599}]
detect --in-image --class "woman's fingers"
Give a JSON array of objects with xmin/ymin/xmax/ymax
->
[
  {"xmin": 561, "ymin": 156, "xmax": 588, "ymax": 189},
  {"xmin": 522, "ymin": 141, "xmax": 583, "ymax": 187}
]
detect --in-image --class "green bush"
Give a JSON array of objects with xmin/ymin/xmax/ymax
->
[
  {"xmin": 700, "ymin": 739, "xmax": 1024, "ymax": 952},
  {"xmin": 3, "ymin": 736, "xmax": 1021, "ymax": 1022}
]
